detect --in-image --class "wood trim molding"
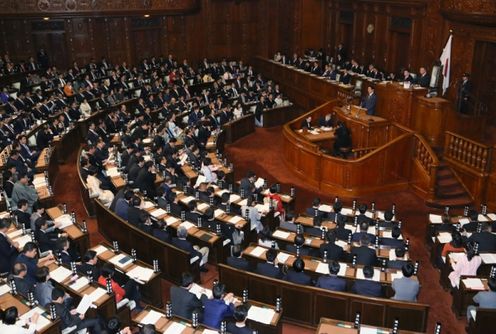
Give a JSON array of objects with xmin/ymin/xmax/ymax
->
[{"xmin": 441, "ymin": 10, "xmax": 496, "ymax": 26}]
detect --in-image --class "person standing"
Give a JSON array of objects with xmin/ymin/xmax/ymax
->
[{"xmin": 457, "ymin": 73, "xmax": 473, "ymax": 114}]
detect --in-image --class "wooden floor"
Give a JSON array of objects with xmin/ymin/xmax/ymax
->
[{"xmin": 55, "ymin": 126, "xmax": 466, "ymax": 333}]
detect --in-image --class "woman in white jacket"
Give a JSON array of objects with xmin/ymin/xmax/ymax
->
[{"xmin": 86, "ymin": 166, "xmax": 114, "ymax": 207}]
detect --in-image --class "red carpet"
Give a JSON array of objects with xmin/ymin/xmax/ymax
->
[{"xmin": 54, "ymin": 126, "xmax": 466, "ymax": 333}]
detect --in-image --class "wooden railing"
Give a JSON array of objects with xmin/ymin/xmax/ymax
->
[
  {"xmin": 444, "ymin": 131, "xmax": 492, "ymax": 173},
  {"xmin": 352, "ymin": 147, "xmax": 377, "ymax": 159},
  {"xmin": 412, "ymin": 134, "xmax": 439, "ymax": 201}
]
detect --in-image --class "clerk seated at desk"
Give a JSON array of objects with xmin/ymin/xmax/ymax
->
[
  {"xmin": 332, "ymin": 121, "xmax": 352, "ymax": 158},
  {"xmin": 319, "ymin": 113, "xmax": 333, "ymax": 127},
  {"xmin": 361, "ymin": 86, "xmax": 377, "ymax": 116},
  {"xmin": 351, "ymin": 265, "xmax": 383, "ymax": 298},
  {"xmin": 316, "ymin": 260, "xmax": 347, "ymax": 292},
  {"xmin": 300, "ymin": 116, "xmax": 313, "ymax": 130},
  {"xmin": 340, "ymin": 68, "xmax": 351, "ymax": 84},
  {"xmin": 467, "ymin": 278, "xmax": 496, "ymax": 322},
  {"xmin": 286, "ymin": 257, "xmax": 313, "ymax": 286}
]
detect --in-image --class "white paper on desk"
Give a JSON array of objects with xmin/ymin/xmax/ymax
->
[
  {"xmin": 229, "ymin": 194, "xmax": 241, "ymax": 203},
  {"xmin": 429, "ymin": 214, "xmax": 443, "ymax": 224},
  {"xmin": 197, "ymin": 203, "xmax": 209, "ymax": 211},
  {"xmin": 437, "ymin": 232, "xmax": 452, "ymax": 244},
  {"xmin": 247, "ymin": 305, "xmax": 275, "ymax": 324},
  {"xmin": 32, "ymin": 177, "xmax": 47, "ymax": 186},
  {"xmin": 164, "ymin": 322, "xmax": 187, "ymax": 334},
  {"xmin": 480, "ymin": 253, "xmax": 496, "ymax": 264},
  {"xmin": 7, "ymin": 229, "xmax": 23, "ymax": 239},
  {"xmin": 356, "ymin": 268, "xmax": 380, "ymax": 282},
  {"xmin": 367, "ymin": 226, "xmax": 376, "ymax": 235},
  {"xmin": 126, "ymin": 266, "xmax": 154, "ymax": 283},
  {"xmin": 255, "ymin": 204, "xmax": 270, "ymax": 213},
  {"xmin": 254, "ymin": 177, "xmax": 265, "ymax": 189},
  {"xmin": 92, "ymin": 244, "xmax": 109, "ymax": 255},
  {"xmin": 76, "ymin": 294, "xmax": 93, "ymax": 314},
  {"xmin": 165, "ymin": 216, "xmax": 179, "ymax": 226},
  {"xmin": 150, "ymin": 208, "xmax": 166, "ymax": 218},
  {"xmin": 250, "ymin": 246, "xmax": 266, "ymax": 257},
  {"xmin": 13, "ymin": 234, "xmax": 31, "ymax": 249},
  {"xmin": 70, "ymin": 276, "xmax": 90, "ymax": 292},
  {"xmin": 335, "ymin": 240, "xmax": 347, "ymax": 248},
  {"xmin": 89, "ymin": 287, "xmax": 107, "ymax": 303},
  {"xmin": 49, "ymin": 266, "xmax": 72, "ymax": 283},
  {"xmin": 316, "ymin": 262, "xmax": 330, "ymax": 275},
  {"xmin": 0, "ymin": 211, "xmax": 10, "ymax": 219},
  {"xmin": 189, "ymin": 283, "xmax": 213, "ymax": 299},
  {"xmin": 448, "ymin": 252, "xmax": 465, "ymax": 265},
  {"xmin": 276, "ymin": 252, "xmax": 291, "ymax": 264},
  {"xmin": 142, "ymin": 201, "xmax": 155, "ymax": 209},
  {"xmin": 202, "ymin": 329, "xmax": 218, "ymax": 334},
  {"xmin": 0, "ymin": 284, "xmax": 11, "ymax": 296},
  {"xmin": 181, "ymin": 196, "xmax": 195, "ymax": 204},
  {"xmin": 237, "ymin": 199, "xmax": 248, "ymax": 207},
  {"xmin": 272, "ymin": 230, "xmax": 291, "ymax": 239},
  {"xmin": 216, "ymin": 189, "xmax": 229, "ymax": 197},
  {"xmin": 304, "ymin": 238, "xmax": 313, "ymax": 245},
  {"xmin": 365, "ymin": 211, "xmax": 374, "ymax": 218},
  {"xmin": 109, "ymin": 253, "xmax": 133, "ymax": 268},
  {"xmin": 55, "ymin": 214, "xmax": 73, "ymax": 229},
  {"xmin": 106, "ymin": 167, "xmax": 120, "ymax": 177},
  {"xmin": 140, "ymin": 309, "xmax": 164, "ymax": 325},
  {"xmin": 194, "ymin": 174, "xmax": 207, "ymax": 188},
  {"xmin": 19, "ymin": 307, "xmax": 51, "ymax": 331},
  {"xmin": 317, "ymin": 204, "xmax": 332, "ymax": 213},
  {"xmin": 390, "ymin": 271, "xmax": 403, "ymax": 281},
  {"xmin": 487, "ymin": 213, "xmax": 496, "ymax": 221},
  {"xmin": 459, "ymin": 218, "xmax": 470, "ymax": 226},
  {"xmin": 179, "ymin": 221, "xmax": 195, "ymax": 231},
  {"xmin": 341, "ymin": 208, "xmax": 353, "ymax": 216},
  {"xmin": 214, "ymin": 208, "xmax": 225, "ymax": 218},
  {"xmin": 228, "ymin": 216, "xmax": 243, "ymax": 224},
  {"xmin": 360, "ymin": 326, "xmax": 380, "ymax": 334},
  {"xmin": 478, "ymin": 214, "xmax": 489, "ymax": 222},
  {"xmin": 463, "ymin": 278, "xmax": 486, "ymax": 290},
  {"xmin": 143, "ymin": 155, "xmax": 152, "ymax": 162},
  {"xmin": 308, "ymin": 129, "xmax": 320, "ymax": 135}
]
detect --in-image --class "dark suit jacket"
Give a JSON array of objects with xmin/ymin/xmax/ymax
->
[
  {"xmin": 54, "ymin": 302, "xmax": 82, "ymax": 328},
  {"xmin": 255, "ymin": 262, "xmax": 281, "ymax": 279},
  {"xmin": 76, "ymin": 263, "xmax": 100, "ymax": 281},
  {"xmin": 0, "ymin": 234, "xmax": 19, "ymax": 273},
  {"xmin": 226, "ymin": 256, "xmax": 251, "ymax": 271},
  {"xmin": 351, "ymin": 279, "xmax": 383, "ymax": 297},
  {"xmin": 361, "ymin": 93, "xmax": 377, "ymax": 115},
  {"xmin": 286, "ymin": 270, "xmax": 312, "ymax": 285},
  {"xmin": 134, "ymin": 169, "xmax": 156, "ymax": 198},
  {"xmin": 171, "ymin": 237, "xmax": 202, "ymax": 262},
  {"xmin": 468, "ymin": 232, "xmax": 496, "ymax": 252},
  {"xmin": 319, "ymin": 243, "xmax": 344, "ymax": 261},
  {"xmin": 170, "ymin": 286, "xmax": 207, "ymax": 320},
  {"xmin": 351, "ymin": 246, "xmax": 378, "ymax": 266},
  {"xmin": 380, "ymin": 238, "xmax": 405, "ymax": 248},
  {"xmin": 316, "ymin": 275, "xmax": 347, "ymax": 292},
  {"xmin": 351, "ymin": 232, "xmax": 376, "ymax": 244},
  {"xmin": 226, "ymin": 322, "xmax": 254, "ymax": 334}
]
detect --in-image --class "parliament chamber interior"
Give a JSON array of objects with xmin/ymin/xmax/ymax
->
[{"xmin": 0, "ymin": 0, "xmax": 496, "ymax": 333}]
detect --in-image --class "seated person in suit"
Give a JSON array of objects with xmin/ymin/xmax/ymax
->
[
  {"xmin": 351, "ymin": 235, "xmax": 378, "ymax": 266},
  {"xmin": 13, "ymin": 199, "xmax": 31, "ymax": 230},
  {"xmin": 255, "ymin": 248, "xmax": 282, "ymax": 279},
  {"xmin": 9, "ymin": 262, "xmax": 34, "ymax": 297},
  {"xmin": 387, "ymin": 247, "xmax": 409, "ymax": 270},
  {"xmin": 1, "ymin": 306, "xmax": 41, "ymax": 333},
  {"xmin": 258, "ymin": 225, "xmax": 279, "ymax": 249},
  {"xmin": 202, "ymin": 282, "xmax": 236, "ymax": 329},
  {"xmin": 152, "ymin": 220, "xmax": 171, "ymax": 243},
  {"xmin": 16, "ymin": 242, "xmax": 55, "ymax": 286},
  {"xmin": 172, "ymin": 226, "xmax": 209, "ymax": 271},
  {"xmin": 378, "ymin": 210, "xmax": 396, "ymax": 228},
  {"xmin": 34, "ymin": 217, "xmax": 67, "ymax": 253},
  {"xmin": 351, "ymin": 265, "xmax": 383, "ymax": 297},
  {"xmin": 305, "ymin": 197, "xmax": 328, "ymax": 219},
  {"xmin": 55, "ymin": 237, "xmax": 75, "ymax": 265},
  {"xmin": 441, "ymin": 231, "xmax": 464, "ymax": 258},
  {"xmin": 356, "ymin": 203, "xmax": 373, "ymax": 226},
  {"xmin": 279, "ymin": 212, "xmax": 298, "ymax": 232},
  {"xmin": 285, "ymin": 232, "xmax": 312, "ymax": 257},
  {"xmin": 463, "ymin": 210, "xmax": 484, "ymax": 233},
  {"xmin": 319, "ymin": 113, "xmax": 333, "ymax": 128},
  {"xmin": 0, "ymin": 218, "xmax": 19, "ymax": 274},
  {"xmin": 98, "ymin": 263, "xmax": 141, "ymax": 309},
  {"xmin": 35, "ymin": 266, "xmax": 71, "ymax": 307},
  {"xmin": 226, "ymin": 245, "xmax": 251, "ymax": 271},
  {"xmin": 466, "ymin": 277, "xmax": 496, "ymax": 322},
  {"xmin": 114, "ymin": 189, "xmax": 133, "ymax": 220},
  {"xmin": 316, "ymin": 261, "xmax": 346, "ymax": 292},
  {"xmin": 352, "ymin": 221, "xmax": 376, "ymax": 244},
  {"xmin": 468, "ymin": 224, "xmax": 496, "ymax": 253},
  {"xmin": 127, "ymin": 196, "xmax": 153, "ymax": 234},
  {"xmin": 77, "ymin": 250, "xmax": 100, "ymax": 281},
  {"xmin": 332, "ymin": 121, "xmax": 352, "ymax": 158},
  {"xmin": 170, "ymin": 272, "xmax": 208, "ymax": 321},
  {"xmin": 51, "ymin": 288, "xmax": 103, "ymax": 332},
  {"xmin": 392, "ymin": 263, "xmax": 419, "ymax": 301},
  {"xmin": 286, "ymin": 257, "xmax": 312, "ymax": 285},
  {"xmin": 319, "ymin": 230, "xmax": 344, "ymax": 261},
  {"xmin": 380, "ymin": 226, "xmax": 405, "ymax": 248},
  {"xmin": 226, "ymin": 305, "xmax": 255, "ymax": 334},
  {"xmin": 300, "ymin": 116, "xmax": 313, "ymax": 130}
]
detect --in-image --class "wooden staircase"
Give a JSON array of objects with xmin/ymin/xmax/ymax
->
[{"xmin": 426, "ymin": 161, "xmax": 473, "ymax": 208}]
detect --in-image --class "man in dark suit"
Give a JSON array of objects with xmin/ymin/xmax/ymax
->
[
  {"xmin": 134, "ymin": 161, "xmax": 157, "ymax": 198},
  {"xmin": 226, "ymin": 305, "xmax": 255, "ymax": 334},
  {"xmin": 388, "ymin": 247, "xmax": 409, "ymax": 270},
  {"xmin": 340, "ymin": 69, "xmax": 351, "ymax": 84},
  {"xmin": 458, "ymin": 73, "xmax": 473, "ymax": 114},
  {"xmin": 51, "ymin": 288, "xmax": 103, "ymax": 332},
  {"xmin": 319, "ymin": 231, "xmax": 344, "ymax": 261},
  {"xmin": 417, "ymin": 67, "xmax": 430, "ymax": 88},
  {"xmin": 172, "ymin": 226, "xmax": 209, "ymax": 270},
  {"xmin": 300, "ymin": 116, "xmax": 313, "ymax": 130},
  {"xmin": 77, "ymin": 250, "xmax": 100, "ymax": 281},
  {"xmin": 351, "ymin": 265, "xmax": 383, "ymax": 297},
  {"xmin": 152, "ymin": 221, "xmax": 171, "ymax": 243},
  {"xmin": 9, "ymin": 263, "xmax": 33, "ymax": 297},
  {"xmin": 356, "ymin": 204, "xmax": 373, "ymax": 226},
  {"xmin": 468, "ymin": 225, "xmax": 496, "ymax": 253},
  {"xmin": 378, "ymin": 210, "xmax": 396, "ymax": 228},
  {"xmin": 315, "ymin": 261, "xmax": 347, "ymax": 292},
  {"xmin": 361, "ymin": 86, "xmax": 377, "ymax": 115},
  {"xmin": 13, "ymin": 199, "xmax": 31, "ymax": 230},
  {"xmin": 170, "ymin": 272, "xmax": 208, "ymax": 321},
  {"xmin": 127, "ymin": 196, "xmax": 153, "ymax": 234},
  {"xmin": 0, "ymin": 219, "xmax": 19, "ymax": 273},
  {"xmin": 352, "ymin": 221, "xmax": 376, "ymax": 244},
  {"xmin": 351, "ymin": 235, "xmax": 378, "ymax": 266},
  {"xmin": 255, "ymin": 248, "xmax": 282, "ymax": 279},
  {"xmin": 380, "ymin": 226, "xmax": 405, "ymax": 248},
  {"xmin": 226, "ymin": 246, "xmax": 251, "ymax": 271},
  {"xmin": 286, "ymin": 257, "xmax": 312, "ymax": 285},
  {"xmin": 463, "ymin": 210, "xmax": 483, "ymax": 233}
]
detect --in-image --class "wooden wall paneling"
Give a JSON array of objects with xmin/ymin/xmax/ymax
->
[
  {"xmin": 3, "ymin": 19, "xmax": 34, "ymax": 62},
  {"xmin": 67, "ymin": 17, "xmax": 94, "ymax": 65}
]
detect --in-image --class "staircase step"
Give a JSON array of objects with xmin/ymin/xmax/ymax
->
[
  {"xmin": 437, "ymin": 188, "xmax": 468, "ymax": 199},
  {"xmin": 426, "ymin": 197, "xmax": 473, "ymax": 209},
  {"xmin": 437, "ymin": 177, "xmax": 459, "ymax": 187}
]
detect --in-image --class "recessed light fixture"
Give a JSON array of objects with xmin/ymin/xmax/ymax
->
[
  {"xmin": 43, "ymin": 17, "xmax": 50, "ymax": 21},
  {"xmin": 144, "ymin": 14, "xmax": 150, "ymax": 18}
]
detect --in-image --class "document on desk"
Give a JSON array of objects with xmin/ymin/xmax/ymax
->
[
  {"xmin": 89, "ymin": 287, "xmax": 107, "ymax": 303},
  {"xmin": 126, "ymin": 265, "xmax": 154, "ymax": 283},
  {"xmin": 140, "ymin": 309, "xmax": 164, "ymax": 325},
  {"xmin": 194, "ymin": 174, "xmax": 207, "ymax": 188},
  {"xmin": 18, "ymin": 307, "xmax": 51, "ymax": 331},
  {"xmin": 437, "ymin": 232, "xmax": 452, "ymax": 244},
  {"xmin": 150, "ymin": 208, "xmax": 166, "ymax": 218},
  {"xmin": 0, "ymin": 284, "xmax": 11, "ymax": 296},
  {"xmin": 356, "ymin": 268, "xmax": 381, "ymax": 282},
  {"xmin": 181, "ymin": 196, "xmax": 195, "ymax": 204},
  {"xmin": 179, "ymin": 221, "xmax": 195, "ymax": 231},
  {"xmin": 318, "ymin": 204, "xmax": 332, "ymax": 213},
  {"xmin": 365, "ymin": 211, "xmax": 374, "ymax": 218},
  {"xmin": 272, "ymin": 230, "xmax": 290, "ymax": 239},
  {"xmin": 247, "ymin": 305, "xmax": 275, "ymax": 324},
  {"xmin": 337, "ymin": 263, "xmax": 348, "ymax": 277},
  {"xmin": 109, "ymin": 253, "xmax": 133, "ymax": 268},
  {"xmin": 462, "ymin": 278, "xmax": 486, "ymax": 290},
  {"xmin": 142, "ymin": 201, "xmax": 155, "ymax": 209},
  {"xmin": 478, "ymin": 214, "xmax": 489, "ymax": 222},
  {"xmin": 429, "ymin": 214, "xmax": 443, "ymax": 224},
  {"xmin": 228, "ymin": 216, "xmax": 243, "ymax": 224},
  {"xmin": 480, "ymin": 253, "xmax": 496, "ymax": 264},
  {"xmin": 229, "ymin": 194, "xmax": 241, "ymax": 203},
  {"xmin": 254, "ymin": 178, "xmax": 265, "ymax": 189},
  {"xmin": 13, "ymin": 234, "xmax": 32, "ymax": 249},
  {"xmin": 106, "ymin": 167, "xmax": 120, "ymax": 177},
  {"xmin": 50, "ymin": 266, "xmax": 73, "ymax": 283},
  {"xmin": 448, "ymin": 252, "xmax": 466, "ymax": 265},
  {"xmin": 360, "ymin": 326, "xmax": 381, "ymax": 334},
  {"xmin": 92, "ymin": 244, "xmax": 109, "ymax": 255},
  {"xmin": 164, "ymin": 321, "xmax": 187, "ymax": 334},
  {"xmin": 55, "ymin": 214, "xmax": 74, "ymax": 229},
  {"xmin": 214, "ymin": 208, "xmax": 226, "ymax": 218},
  {"xmin": 276, "ymin": 252, "xmax": 291, "ymax": 264},
  {"xmin": 197, "ymin": 203, "xmax": 209, "ymax": 211},
  {"xmin": 316, "ymin": 262, "xmax": 330, "ymax": 275},
  {"xmin": 70, "ymin": 276, "xmax": 90, "ymax": 292},
  {"xmin": 7, "ymin": 229, "xmax": 23, "ymax": 239},
  {"xmin": 335, "ymin": 240, "xmax": 347, "ymax": 248},
  {"xmin": 390, "ymin": 271, "xmax": 403, "ymax": 281},
  {"xmin": 458, "ymin": 218, "xmax": 470, "ymax": 226},
  {"xmin": 76, "ymin": 294, "xmax": 93, "ymax": 314},
  {"xmin": 255, "ymin": 204, "xmax": 270, "ymax": 213},
  {"xmin": 341, "ymin": 208, "xmax": 353, "ymax": 216},
  {"xmin": 250, "ymin": 246, "xmax": 266, "ymax": 257},
  {"xmin": 487, "ymin": 213, "xmax": 496, "ymax": 221}
]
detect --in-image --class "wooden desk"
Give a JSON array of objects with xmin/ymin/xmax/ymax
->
[
  {"xmin": 452, "ymin": 277, "xmax": 489, "ymax": 318},
  {"xmin": 223, "ymin": 113, "xmax": 255, "ymax": 144},
  {"xmin": 316, "ymin": 317, "xmax": 423, "ymax": 334}
]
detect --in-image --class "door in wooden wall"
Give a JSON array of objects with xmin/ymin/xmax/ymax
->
[
  {"xmin": 389, "ymin": 31, "xmax": 410, "ymax": 74},
  {"xmin": 472, "ymin": 41, "xmax": 496, "ymax": 125},
  {"xmin": 32, "ymin": 31, "xmax": 69, "ymax": 70}
]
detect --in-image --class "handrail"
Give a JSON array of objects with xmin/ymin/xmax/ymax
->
[
  {"xmin": 444, "ymin": 131, "xmax": 492, "ymax": 173},
  {"xmin": 352, "ymin": 147, "xmax": 377, "ymax": 159},
  {"xmin": 414, "ymin": 133, "xmax": 440, "ymax": 173}
]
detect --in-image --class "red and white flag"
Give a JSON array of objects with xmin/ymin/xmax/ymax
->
[{"xmin": 439, "ymin": 34, "xmax": 453, "ymax": 95}]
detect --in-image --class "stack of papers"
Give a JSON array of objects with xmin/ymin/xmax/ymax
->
[
  {"xmin": 179, "ymin": 221, "xmax": 195, "ymax": 231},
  {"xmin": 55, "ymin": 214, "xmax": 73, "ymax": 229},
  {"xmin": 189, "ymin": 283, "xmax": 213, "ymax": 299},
  {"xmin": 463, "ymin": 278, "xmax": 486, "ymax": 290},
  {"xmin": 272, "ymin": 230, "xmax": 291, "ymax": 239},
  {"xmin": 109, "ymin": 254, "xmax": 133, "ymax": 268},
  {"xmin": 228, "ymin": 216, "xmax": 243, "ymax": 224},
  {"xmin": 181, "ymin": 196, "xmax": 195, "ymax": 204},
  {"xmin": 7, "ymin": 229, "xmax": 23, "ymax": 239},
  {"xmin": 93, "ymin": 245, "xmax": 109, "ymax": 255},
  {"xmin": 150, "ymin": 208, "xmax": 166, "ymax": 218},
  {"xmin": 335, "ymin": 240, "xmax": 347, "ymax": 248},
  {"xmin": 364, "ymin": 212, "xmax": 374, "ymax": 218},
  {"xmin": 49, "ymin": 266, "xmax": 73, "ymax": 283},
  {"xmin": 478, "ymin": 214, "xmax": 489, "ymax": 222},
  {"xmin": 480, "ymin": 253, "xmax": 496, "ymax": 264},
  {"xmin": 88, "ymin": 287, "xmax": 107, "ymax": 303},
  {"xmin": 250, "ymin": 246, "xmax": 266, "ymax": 257},
  {"xmin": 0, "ymin": 284, "xmax": 11, "ymax": 296},
  {"xmin": 254, "ymin": 178, "xmax": 265, "ymax": 189},
  {"xmin": 0, "ymin": 211, "xmax": 10, "ymax": 219},
  {"xmin": 318, "ymin": 204, "xmax": 332, "ymax": 213},
  {"xmin": 276, "ymin": 252, "xmax": 291, "ymax": 264},
  {"xmin": 254, "ymin": 204, "xmax": 270, "ymax": 213},
  {"xmin": 316, "ymin": 262, "xmax": 330, "ymax": 275},
  {"xmin": 197, "ymin": 203, "xmax": 209, "ymax": 211},
  {"xmin": 437, "ymin": 232, "xmax": 452, "ymax": 244},
  {"xmin": 356, "ymin": 268, "xmax": 381, "ymax": 282},
  {"xmin": 214, "ymin": 209, "xmax": 226, "ymax": 218},
  {"xmin": 459, "ymin": 218, "xmax": 470, "ymax": 226},
  {"xmin": 70, "ymin": 277, "xmax": 90, "ymax": 292},
  {"xmin": 164, "ymin": 322, "xmax": 187, "ymax": 334},
  {"xmin": 13, "ymin": 234, "xmax": 32, "ymax": 248},
  {"xmin": 140, "ymin": 310, "xmax": 164, "ymax": 325},
  {"xmin": 247, "ymin": 305, "xmax": 275, "ymax": 324},
  {"xmin": 106, "ymin": 167, "xmax": 120, "ymax": 177},
  {"xmin": 487, "ymin": 213, "xmax": 496, "ymax": 221},
  {"xmin": 194, "ymin": 175, "xmax": 207, "ymax": 188},
  {"xmin": 229, "ymin": 194, "xmax": 241, "ymax": 203},
  {"xmin": 126, "ymin": 266, "xmax": 155, "ymax": 283},
  {"xmin": 32, "ymin": 177, "xmax": 47, "ymax": 189},
  {"xmin": 142, "ymin": 201, "xmax": 154, "ymax": 209},
  {"xmin": 448, "ymin": 252, "xmax": 466, "ymax": 264},
  {"xmin": 18, "ymin": 307, "xmax": 51, "ymax": 331},
  {"xmin": 165, "ymin": 216, "xmax": 179, "ymax": 226},
  {"xmin": 341, "ymin": 208, "xmax": 353, "ymax": 216},
  {"xmin": 429, "ymin": 214, "xmax": 443, "ymax": 224}
]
